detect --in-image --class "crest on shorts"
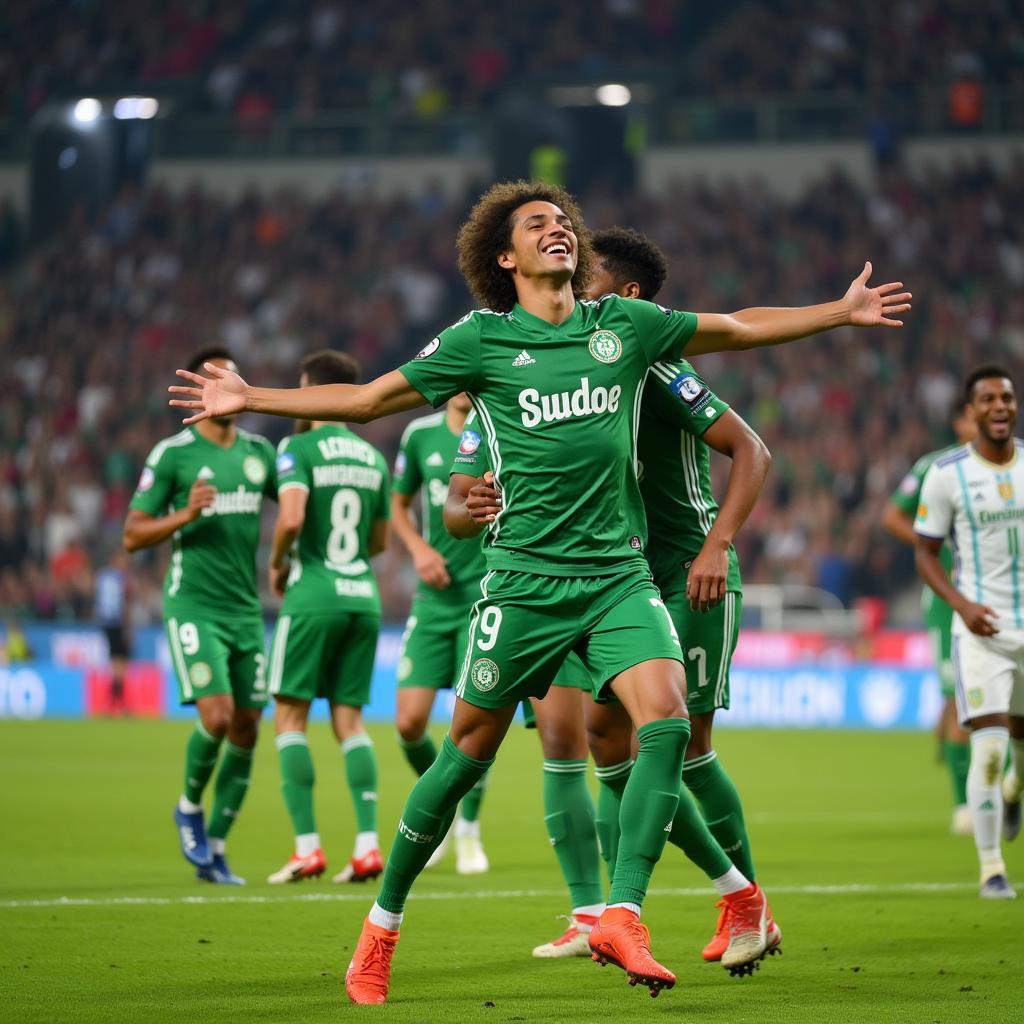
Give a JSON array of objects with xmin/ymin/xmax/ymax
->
[
  {"xmin": 243, "ymin": 456, "xmax": 267, "ymax": 485},
  {"xmin": 588, "ymin": 330, "xmax": 622, "ymax": 365},
  {"xmin": 471, "ymin": 658, "xmax": 500, "ymax": 692},
  {"xmin": 190, "ymin": 662, "xmax": 213, "ymax": 689}
]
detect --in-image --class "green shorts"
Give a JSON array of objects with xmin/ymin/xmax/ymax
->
[
  {"xmin": 267, "ymin": 611, "xmax": 380, "ymax": 707},
  {"xmin": 397, "ymin": 593, "xmax": 472, "ymax": 691},
  {"xmin": 664, "ymin": 590, "xmax": 742, "ymax": 715},
  {"xmin": 553, "ymin": 651, "xmax": 592, "ymax": 690},
  {"xmin": 165, "ymin": 614, "xmax": 268, "ymax": 708},
  {"xmin": 456, "ymin": 566, "xmax": 682, "ymax": 709}
]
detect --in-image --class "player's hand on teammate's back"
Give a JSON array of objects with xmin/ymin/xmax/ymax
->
[
  {"xmin": 959, "ymin": 601, "xmax": 1000, "ymax": 637},
  {"xmin": 843, "ymin": 262, "xmax": 913, "ymax": 328},
  {"xmin": 413, "ymin": 544, "xmax": 451, "ymax": 589},
  {"xmin": 467, "ymin": 472, "xmax": 502, "ymax": 526},
  {"xmin": 686, "ymin": 543, "xmax": 728, "ymax": 612},
  {"xmin": 186, "ymin": 478, "xmax": 216, "ymax": 520},
  {"xmin": 169, "ymin": 362, "xmax": 249, "ymax": 423}
]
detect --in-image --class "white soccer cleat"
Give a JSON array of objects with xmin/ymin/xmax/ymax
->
[
  {"xmin": 532, "ymin": 914, "xmax": 598, "ymax": 958},
  {"xmin": 424, "ymin": 825, "xmax": 452, "ymax": 869},
  {"xmin": 979, "ymin": 873, "xmax": 1017, "ymax": 900},
  {"xmin": 720, "ymin": 884, "xmax": 769, "ymax": 975},
  {"xmin": 455, "ymin": 834, "xmax": 489, "ymax": 875},
  {"xmin": 951, "ymin": 804, "xmax": 973, "ymax": 836}
]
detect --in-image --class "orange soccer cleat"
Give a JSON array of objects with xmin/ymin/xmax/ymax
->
[
  {"xmin": 703, "ymin": 893, "xmax": 783, "ymax": 967},
  {"xmin": 266, "ymin": 848, "xmax": 327, "ymax": 885},
  {"xmin": 332, "ymin": 848, "xmax": 384, "ymax": 884},
  {"xmin": 719, "ymin": 884, "xmax": 782, "ymax": 976},
  {"xmin": 589, "ymin": 907, "xmax": 676, "ymax": 998},
  {"xmin": 345, "ymin": 918, "xmax": 400, "ymax": 1004}
]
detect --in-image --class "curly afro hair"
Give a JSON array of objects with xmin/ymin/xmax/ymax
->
[
  {"xmin": 591, "ymin": 227, "xmax": 669, "ymax": 302},
  {"xmin": 456, "ymin": 181, "xmax": 594, "ymax": 313}
]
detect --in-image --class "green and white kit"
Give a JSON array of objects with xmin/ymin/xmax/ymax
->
[{"xmin": 129, "ymin": 426, "xmax": 277, "ymax": 707}]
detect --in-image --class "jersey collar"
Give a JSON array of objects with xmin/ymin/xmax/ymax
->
[
  {"xmin": 968, "ymin": 441, "xmax": 1018, "ymax": 470},
  {"xmin": 510, "ymin": 301, "xmax": 582, "ymax": 334}
]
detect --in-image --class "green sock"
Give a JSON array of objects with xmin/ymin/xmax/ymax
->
[
  {"xmin": 207, "ymin": 742, "xmax": 254, "ymax": 840},
  {"xmin": 276, "ymin": 731, "xmax": 316, "ymax": 836},
  {"xmin": 342, "ymin": 734, "xmax": 378, "ymax": 834},
  {"xmin": 400, "ymin": 734, "xmax": 438, "ymax": 776},
  {"xmin": 667, "ymin": 782, "xmax": 733, "ymax": 879},
  {"xmin": 944, "ymin": 740, "xmax": 970, "ymax": 806},
  {"xmin": 684, "ymin": 750, "xmax": 755, "ymax": 880},
  {"xmin": 542, "ymin": 759, "xmax": 604, "ymax": 909},
  {"xmin": 183, "ymin": 722, "xmax": 222, "ymax": 803},
  {"xmin": 594, "ymin": 759, "xmax": 632, "ymax": 882},
  {"xmin": 459, "ymin": 770, "xmax": 488, "ymax": 823},
  {"xmin": 608, "ymin": 717, "xmax": 690, "ymax": 908},
  {"xmin": 377, "ymin": 736, "xmax": 493, "ymax": 914}
]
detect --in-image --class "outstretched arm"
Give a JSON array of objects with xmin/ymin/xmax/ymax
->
[
  {"xmin": 685, "ymin": 262, "xmax": 911, "ymax": 356},
  {"xmin": 169, "ymin": 366, "xmax": 426, "ymax": 425},
  {"xmin": 684, "ymin": 411, "xmax": 771, "ymax": 611}
]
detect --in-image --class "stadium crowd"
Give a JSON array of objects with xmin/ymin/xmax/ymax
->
[
  {"xmin": 4, "ymin": 1, "xmax": 1021, "ymax": 122},
  {"xmin": 2, "ymin": 152, "xmax": 1023, "ymax": 624}
]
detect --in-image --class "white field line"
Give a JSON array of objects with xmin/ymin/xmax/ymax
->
[{"xmin": 0, "ymin": 881, "xmax": 975, "ymax": 911}]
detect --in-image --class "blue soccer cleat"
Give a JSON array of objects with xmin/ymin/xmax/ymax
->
[
  {"xmin": 196, "ymin": 853, "xmax": 246, "ymax": 885},
  {"xmin": 174, "ymin": 806, "xmax": 212, "ymax": 867},
  {"xmin": 979, "ymin": 873, "xmax": 1017, "ymax": 900}
]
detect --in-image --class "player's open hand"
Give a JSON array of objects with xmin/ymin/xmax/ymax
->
[
  {"xmin": 960, "ymin": 601, "xmax": 999, "ymax": 637},
  {"xmin": 186, "ymin": 478, "xmax": 216, "ymax": 521},
  {"xmin": 169, "ymin": 362, "xmax": 248, "ymax": 423},
  {"xmin": 414, "ymin": 544, "xmax": 451, "ymax": 589},
  {"xmin": 467, "ymin": 471, "xmax": 502, "ymax": 526},
  {"xmin": 843, "ymin": 262, "xmax": 912, "ymax": 328},
  {"xmin": 686, "ymin": 542, "xmax": 728, "ymax": 612}
]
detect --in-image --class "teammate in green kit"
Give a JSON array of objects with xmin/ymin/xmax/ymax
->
[
  {"xmin": 391, "ymin": 394, "xmax": 490, "ymax": 874},
  {"xmin": 447, "ymin": 228, "xmax": 777, "ymax": 970},
  {"xmin": 169, "ymin": 180, "xmax": 911, "ymax": 1002},
  {"xmin": 264, "ymin": 351, "xmax": 391, "ymax": 886},
  {"xmin": 883, "ymin": 400, "xmax": 977, "ymax": 834},
  {"xmin": 126, "ymin": 347, "xmax": 277, "ymax": 885}
]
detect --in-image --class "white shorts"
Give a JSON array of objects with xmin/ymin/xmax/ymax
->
[{"xmin": 951, "ymin": 622, "xmax": 1024, "ymax": 723}]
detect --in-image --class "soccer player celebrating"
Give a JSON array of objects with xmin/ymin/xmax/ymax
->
[
  {"xmin": 126, "ymin": 347, "xmax": 277, "ymax": 884},
  {"xmin": 169, "ymin": 181, "xmax": 910, "ymax": 1000},
  {"xmin": 915, "ymin": 366, "xmax": 1024, "ymax": 899},
  {"xmin": 883, "ymin": 401, "xmax": 977, "ymax": 835},
  {"xmin": 447, "ymin": 227, "xmax": 777, "ymax": 971},
  {"xmin": 390, "ymin": 393, "xmax": 490, "ymax": 874},
  {"xmin": 264, "ymin": 351, "xmax": 391, "ymax": 886}
]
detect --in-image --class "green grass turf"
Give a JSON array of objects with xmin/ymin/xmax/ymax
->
[{"xmin": 2, "ymin": 720, "xmax": 1022, "ymax": 1022}]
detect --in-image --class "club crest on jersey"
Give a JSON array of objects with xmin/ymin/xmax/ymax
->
[
  {"xmin": 588, "ymin": 330, "xmax": 622, "ymax": 364},
  {"xmin": 459, "ymin": 430, "xmax": 482, "ymax": 455},
  {"xmin": 999, "ymin": 481, "xmax": 1015, "ymax": 501},
  {"xmin": 669, "ymin": 373, "xmax": 705, "ymax": 405},
  {"xmin": 136, "ymin": 466, "xmax": 155, "ymax": 493},
  {"xmin": 243, "ymin": 456, "xmax": 266, "ymax": 485},
  {"xmin": 471, "ymin": 658, "xmax": 500, "ymax": 692},
  {"xmin": 414, "ymin": 337, "xmax": 440, "ymax": 360}
]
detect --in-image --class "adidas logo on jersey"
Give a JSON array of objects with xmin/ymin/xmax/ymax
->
[
  {"xmin": 426, "ymin": 452, "xmax": 444, "ymax": 466},
  {"xmin": 519, "ymin": 377, "xmax": 621, "ymax": 428},
  {"xmin": 512, "ymin": 350, "xmax": 537, "ymax": 366},
  {"xmin": 198, "ymin": 466, "xmax": 215, "ymax": 480}
]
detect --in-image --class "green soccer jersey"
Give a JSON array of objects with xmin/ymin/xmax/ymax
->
[
  {"xmin": 275, "ymin": 424, "xmax": 390, "ymax": 615},
  {"xmin": 129, "ymin": 426, "xmax": 277, "ymax": 619},
  {"xmin": 890, "ymin": 445, "xmax": 957, "ymax": 628},
  {"xmin": 403, "ymin": 295, "xmax": 697, "ymax": 575},
  {"xmin": 392, "ymin": 411, "xmax": 487, "ymax": 600},
  {"xmin": 639, "ymin": 360, "xmax": 741, "ymax": 597},
  {"xmin": 452, "ymin": 360, "xmax": 739, "ymax": 597}
]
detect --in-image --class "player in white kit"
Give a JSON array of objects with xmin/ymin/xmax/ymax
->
[{"xmin": 915, "ymin": 366, "xmax": 1024, "ymax": 899}]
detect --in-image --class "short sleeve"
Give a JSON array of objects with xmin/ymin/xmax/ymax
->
[
  {"xmin": 128, "ymin": 441, "xmax": 177, "ymax": 516},
  {"xmin": 450, "ymin": 412, "xmax": 489, "ymax": 476},
  {"xmin": 914, "ymin": 465, "xmax": 953, "ymax": 540},
  {"xmin": 889, "ymin": 456, "xmax": 928, "ymax": 515},
  {"xmin": 646, "ymin": 360, "xmax": 730, "ymax": 436},
  {"xmin": 398, "ymin": 315, "xmax": 481, "ymax": 407},
  {"xmin": 276, "ymin": 436, "xmax": 310, "ymax": 493},
  {"xmin": 624, "ymin": 299, "xmax": 699, "ymax": 364},
  {"xmin": 392, "ymin": 422, "xmax": 422, "ymax": 496}
]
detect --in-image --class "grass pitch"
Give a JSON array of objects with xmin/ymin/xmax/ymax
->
[{"xmin": 2, "ymin": 720, "xmax": 1022, "ymax": 1023}]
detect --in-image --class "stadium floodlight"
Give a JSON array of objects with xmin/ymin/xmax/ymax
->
[
  {"xmin": 113, "ymin": 97, "xmax": 160, "ymax": 120},
  {"xmin": 72, "ymin": 98, "xmax": 102, "ymax": 124},
  {"xmin": 595, "ymin": 84, "xmax": 632, "ymax": 107}
]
